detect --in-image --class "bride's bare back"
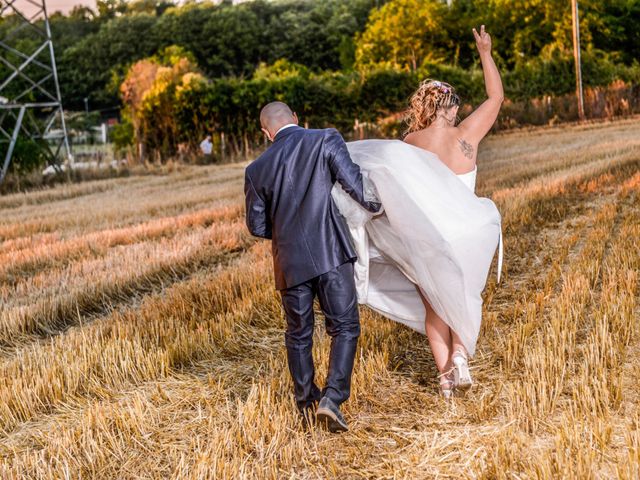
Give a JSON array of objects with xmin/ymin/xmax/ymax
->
[
  {"xmin": 405, "ymin": 126, "xmax": 476, "ymax": 174},
  {"xmin": 404, "ymin": 26, "xmax": 503, "ymax": 175}
]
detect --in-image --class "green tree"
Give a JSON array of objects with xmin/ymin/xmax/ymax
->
[
  {"xmin": 581, "ymin": 0, "xmax": 640, "ymax": 64},
  {"xmin": 355, "ymin": 0, "xmax": 449, "ymax": 71},
  {"xmin": 127, "ymin": 0, "xmax": 175, "ymax": 16},
  {"xmin": 121, "ymin": 46, "xmax": 201, "ymax": 160},
  {"xmin": 58, "ymin": 13, "xmax": 162, "ymax": 109},
  {"xmin": 96, "ymin": 0, "xmax": 128, "ymax": 19}
]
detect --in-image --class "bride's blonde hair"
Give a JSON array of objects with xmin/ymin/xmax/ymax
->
[{"xmin": 404, "ymin": 79, "xmax": 461, "ymax": 135}]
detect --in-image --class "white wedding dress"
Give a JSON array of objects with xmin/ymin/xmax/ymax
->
[{"xmin": 332, "ymin": 140, "xmax": 502, "ymax": 356}]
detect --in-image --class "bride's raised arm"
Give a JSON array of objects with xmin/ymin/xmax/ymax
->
[{"xmin": 458, "ymin": 25, "xmax": 504, "ymax": 145}]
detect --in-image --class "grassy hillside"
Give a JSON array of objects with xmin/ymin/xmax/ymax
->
[{"xmin": 0, "ymin": 119, "xmax": 639, "ymax": 478}]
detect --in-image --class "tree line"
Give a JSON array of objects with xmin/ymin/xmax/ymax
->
[
  {"xmin": 117, "ymin": 46, "xmax": 639, "ymax": 161},
  {"xmin": 2, "ymin": 0, "xmax": 638, "ymax": 109},
  {"xmin": 0, "ymin": 0, "xmax": 639, "ymax": 164}
]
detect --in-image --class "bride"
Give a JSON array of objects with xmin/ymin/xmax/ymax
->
[{"xmin": 333, "ymin": 26, "xmax": 503, "ymax": 398}]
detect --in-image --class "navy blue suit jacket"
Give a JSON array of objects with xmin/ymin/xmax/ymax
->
[{"xmin": 245, "ymin": 126, "xmax": 379, "ymax": 290}]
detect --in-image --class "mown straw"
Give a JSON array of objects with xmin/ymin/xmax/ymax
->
[{"xmin": 0, "ymin": 120, "xmax": 638, "ymax": 478}]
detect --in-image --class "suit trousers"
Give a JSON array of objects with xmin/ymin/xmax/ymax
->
[{"xmin": 280, "ymin": 261, "xmax": 360, "ymax": 411}]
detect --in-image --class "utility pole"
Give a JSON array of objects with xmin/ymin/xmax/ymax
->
[{"xmin": 571, "ymin": 0, "xmax": 585, "ymax": 121}]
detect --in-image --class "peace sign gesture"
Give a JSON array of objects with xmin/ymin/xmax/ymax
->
[
  {"xmin": 458, "ymin": 24, "xmax": 503, "ymax": 145},
  {"xmin": 473, "ymin": 25, "xmax": 492, "ymax": 54}
]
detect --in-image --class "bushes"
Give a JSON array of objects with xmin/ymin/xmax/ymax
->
[
  {"xmin": 357, "ymin": 69, "xmax": 418, "ymax": 120},
  {"xmin": 502, "ymin": 48, "xmax": 640, "ymax": 101},
  {"xmin": 111, "ymin": 115, "xmax": 134, "ymax": 155},
  {"xmin": 126, "ymin": 61, "xmax": 422, "ymax": 159},
  {"xmin": 121, "ymin": 51, "xmax": 640, "ymax": 161},
  {"xmin": 0, "ymin": 137, "xmax": 49, "ymax": 176},
  {"xmin": 499, "ymin": 82, "xmax": 640, "ymax": 128}
]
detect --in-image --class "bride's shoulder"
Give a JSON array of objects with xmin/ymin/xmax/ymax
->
[
  {"xmin": 403, "ymin": 127, "xmax": 437, "ymax": 143},
  {"xmin": 403, "ymin": 131, "xmax": 420, "ymax": 144}
]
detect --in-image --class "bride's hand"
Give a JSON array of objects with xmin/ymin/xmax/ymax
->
[{"xmin": 473, "ymin": 25, "xmax": 492, "ymax": 54}]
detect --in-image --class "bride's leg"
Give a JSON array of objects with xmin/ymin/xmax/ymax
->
[
  {"xmin": 418, "ymin": 290, "xmax": 455, "ymax": 397},
  {"xmin": 420, "ymin": 295, "xmax": 453, "ymax": 373},
  {"xmin": 451, "ymin": 331, "xmax": 467, "ymax": 358}
]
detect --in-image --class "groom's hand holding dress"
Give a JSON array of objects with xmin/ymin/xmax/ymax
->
[{"xmin": 244, "ymin": 102, "xmax": 379, "ymax": 432}]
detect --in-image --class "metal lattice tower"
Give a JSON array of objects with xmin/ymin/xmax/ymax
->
[{"xmin": 0, "ymin": 0, "xmax": 71, "ymax": 184}]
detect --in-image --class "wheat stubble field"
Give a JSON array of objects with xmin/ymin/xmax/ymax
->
[{"xmin": 0, "ymin": 119, "xmax": 639, "ymax": 479}]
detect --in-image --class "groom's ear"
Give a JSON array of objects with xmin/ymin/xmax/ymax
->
[
  {"xmin": 293, "ymin": 112, "xmax": 299, "ymax": 124},
  {"xmin": 261, "ymin": 127, "xmax": 273, "ymax": 142}
]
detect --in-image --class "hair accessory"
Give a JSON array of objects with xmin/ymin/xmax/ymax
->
[{"xmin": 431, "ymin": 80, "xmax": 450, "ymax": 94}]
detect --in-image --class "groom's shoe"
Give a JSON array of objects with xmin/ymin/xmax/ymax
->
[{"xmin": 316, "ymin": 397, "xmax": 348, "ymax": 433}]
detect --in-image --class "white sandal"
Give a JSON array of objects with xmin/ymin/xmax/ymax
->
[
  {"xmin": 438, "ymin": 369, "xmax": 455, "ymax": 399},
  {"xmin": 452, "ymin": 349, "xmax": 473, "ymax": 391}
]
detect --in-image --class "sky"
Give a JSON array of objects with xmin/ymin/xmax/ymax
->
[
  {"xmin": 4, "ymin": 1, "xmax": 251, "ymax": 18},
  {"xmin": 4, "ymin": 1, "xmax": 97, "ymax": 18}
]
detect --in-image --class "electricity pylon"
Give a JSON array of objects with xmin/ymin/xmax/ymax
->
[{"xmin": 0, "ymin": 0, "xmax": 72, "ymax": 184}]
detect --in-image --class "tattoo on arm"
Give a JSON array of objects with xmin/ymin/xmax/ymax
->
[{"xmin": 457, "ymin": 138, "xmax": 474, "ymax": 159}]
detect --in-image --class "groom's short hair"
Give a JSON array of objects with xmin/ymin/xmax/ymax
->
[{"xmin": 260, "ymin": 101, "xmax": 295, "ymax": 131}]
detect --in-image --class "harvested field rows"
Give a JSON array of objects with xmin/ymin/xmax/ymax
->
[{"xmin": 0, "ymin": 119, "xmax": 638, "ymax": 478}]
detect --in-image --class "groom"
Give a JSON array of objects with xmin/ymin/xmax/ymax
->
[{"xmin": 244, "ymin": 102, "xmax": 380, "ymax": 432}]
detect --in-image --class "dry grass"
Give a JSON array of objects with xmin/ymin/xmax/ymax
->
[{"xmin": 0, "ymin": 119, "xmax": 639, "ymax": 478}]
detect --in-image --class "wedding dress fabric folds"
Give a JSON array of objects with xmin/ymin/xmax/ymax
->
[{"xmin": 331, "ymin": 140, "xmax": 501, "ymax": 355}]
